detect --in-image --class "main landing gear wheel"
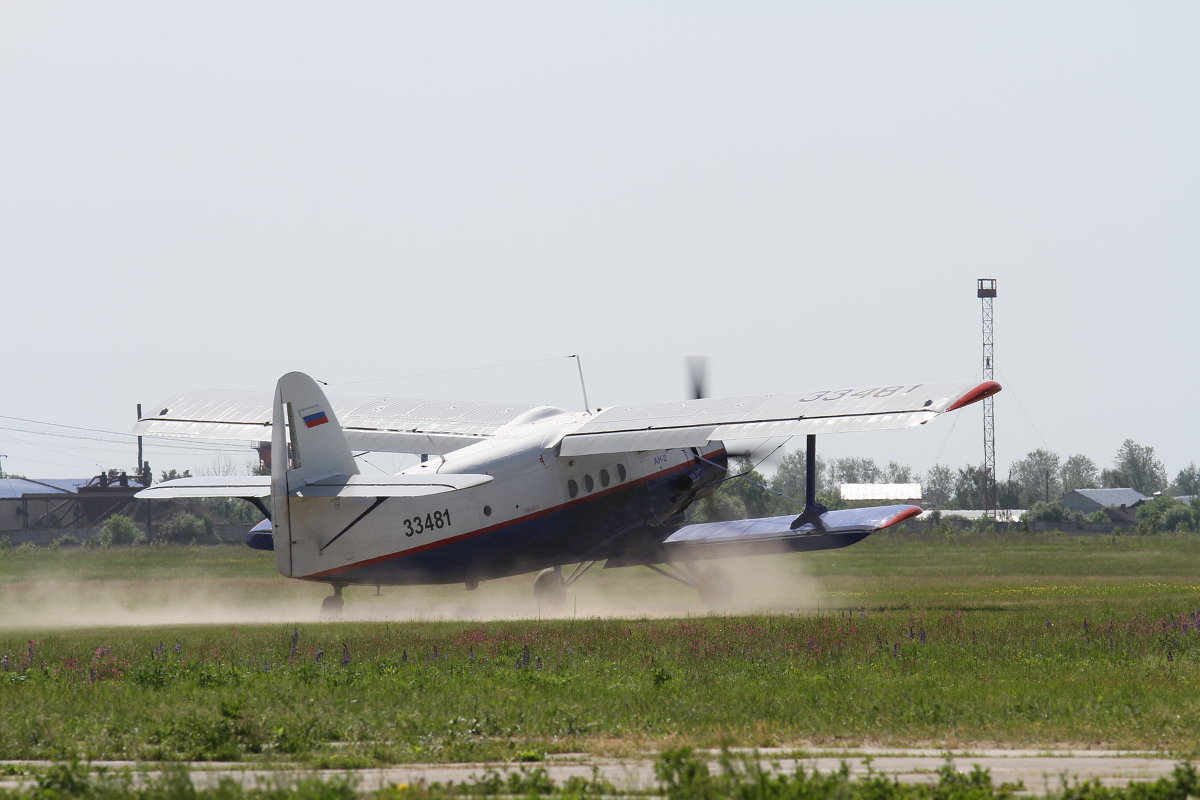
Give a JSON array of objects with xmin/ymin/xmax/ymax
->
[
  {"xmin": 644, "ymin": 562, "xmax": 733, "ymax": 606},
  {"xmin": 533, "ymin": 567, "xmax": 566, "ymax": 608},
  {"xmin": 321, "ymin": 585, "xmax": 345, "ymax": 618},
  {"xmin": 697, "ymin": 566, "xmax": 732, "ymax": 605}
]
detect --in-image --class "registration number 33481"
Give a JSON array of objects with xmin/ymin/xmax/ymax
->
[{"xmin": 403, "ymin": 509, "xmax": 452, "ymax": 537}]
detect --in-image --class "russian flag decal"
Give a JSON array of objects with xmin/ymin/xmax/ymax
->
[{"xmin": 299, "ymin": 404, "xmax": 329, "ymax": 428}]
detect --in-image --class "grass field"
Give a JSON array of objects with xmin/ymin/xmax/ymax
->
[{"xmin": 1, "ymin": 529, "xmax": 1199, "ymax": 765}]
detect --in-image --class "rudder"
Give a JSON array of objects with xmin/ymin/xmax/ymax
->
[{"xmin": 271, "ymin": 371, "xmax": 359, "ymax": 576}]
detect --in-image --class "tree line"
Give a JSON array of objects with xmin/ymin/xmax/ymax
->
[{"xmin": 698, "ymin": 438, "xmax": 1199, "ymax": 522}]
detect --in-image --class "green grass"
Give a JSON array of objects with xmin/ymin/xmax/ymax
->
[
  {"xmin": 817, "ymin": 529, "xmax": 1200, "ymax": 615},
  {"xmin": 1, "ymin": 531, "xmax": 1200, "ymax": 764},
  {"xmin": 0, "ymin": 544, "xmax": 272, "ymax": 581}
]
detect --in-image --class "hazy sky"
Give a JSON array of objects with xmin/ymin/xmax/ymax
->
[{"xmin": 2, "ymin": 2, "xmax": 1197, "ymax": 484}]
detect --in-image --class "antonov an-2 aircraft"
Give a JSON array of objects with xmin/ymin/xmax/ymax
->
[{"xmin": 135, "ymin": 371, "xmax": 1000, "ymax": 614}]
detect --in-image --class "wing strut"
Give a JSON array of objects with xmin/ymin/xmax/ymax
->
[
  {"xmin": 243, "ymin": 496, "xmax": 271, "ymax": 521},
  {"xmin": 789, "ymin": 434, "xmax": 828, "ymax": 531}
]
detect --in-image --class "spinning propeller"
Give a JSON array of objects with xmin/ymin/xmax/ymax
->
[
  {"xmin": 685, "ymin": 355, "xmax": 822, "ymax": 527},
  {"xmin": 685, "ymin": 356, "xmax": 756, "ymax": 461},
  {"xmin": 686, "ymin": 355, "xmax": 708, "ymax": 401}
]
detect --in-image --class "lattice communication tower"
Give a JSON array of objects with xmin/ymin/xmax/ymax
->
[{"xmin": 977, "ymin": 278, "xmax": 997, "ymax": 515}]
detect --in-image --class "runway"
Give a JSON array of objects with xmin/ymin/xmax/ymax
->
[{"xmin": 3, "ymin": 748, "xmax": 1194, "ymax": 795}]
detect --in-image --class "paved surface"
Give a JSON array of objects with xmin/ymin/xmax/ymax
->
[{"xmin": 2, "ymin": 748, "xmax": 1194, "ymax": 794}]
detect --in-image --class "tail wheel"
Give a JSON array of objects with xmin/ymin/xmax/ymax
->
[{"xmin": 533, "ymin": 567, "xmax": 566, "ymax": 607}]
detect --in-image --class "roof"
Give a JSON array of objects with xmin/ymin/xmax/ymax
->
[
  {"xmin": 935, "ymin": 509, "xmax": 1025, "ymax": 522},
  {"xmin": 1064, "ymin": 488, "xmax": 1149, "ymax": 507},
  {"xmin": 840, "ymin": 483, "xmax": 923, "ymax": 501},
  {"xmin": 0, "ymin": 478, "xmax": 89, "ymax": 499}
]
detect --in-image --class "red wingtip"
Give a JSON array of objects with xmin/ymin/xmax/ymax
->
[
  {"xmin": 884, "ymin": 506, "xmax": 923, "ymax": 528},
  {"xmin": 946, "ymin": 380, "xmax": 1002, "ymax": 412}
]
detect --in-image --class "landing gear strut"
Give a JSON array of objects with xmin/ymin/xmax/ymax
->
[
  {"xmin": 789, "ymin": 434, "xmax": 827, "ymax": 531},
  {"xmin": 321, "ymin": 584, "xmax": 345, "ymax": 617}
]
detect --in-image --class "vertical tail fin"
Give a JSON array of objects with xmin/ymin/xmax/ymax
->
[{"xmin": 271, "ymin": 371, "xmax": 358, "ymax": 577}]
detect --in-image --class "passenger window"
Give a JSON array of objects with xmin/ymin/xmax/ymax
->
[
  {"xmin": 568, "ymin": 479, "xmax": 579, "ymax": 498},
  {"xmin": 600, "ymin": 469, "xmax": 610, "ymax": 487},
  {"xmin": 584, "ymin": 474, "xmax": 595, "ymax": 493},
  {"xmin": 617, "ymin": 464, "xmax": 627, "ymax": 482}
]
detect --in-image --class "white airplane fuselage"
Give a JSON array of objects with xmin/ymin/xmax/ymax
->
[
  {"xmin": 279, "ymin": 408, "xmax": 729, "ymax": 587},
  {"xmin": 137, "ymin": 370, "xmax": 1001, "ymax": 607}
]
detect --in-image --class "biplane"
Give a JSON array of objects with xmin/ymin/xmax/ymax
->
[{"xmin": 135, "ymin": 370, "xmax": 999, "ymax": 613}]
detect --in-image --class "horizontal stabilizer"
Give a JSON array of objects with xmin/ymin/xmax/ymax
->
[
  {"xmin": 136, "ymin": 476, "xmax": 271, "ymax": 499},
  {"xmin": 137, "ymin": 473, "xmax": 492, "ymax": 500},
  {"xmin": 293, "ymin": 473, "xmax": 492, "ymax": 498}
]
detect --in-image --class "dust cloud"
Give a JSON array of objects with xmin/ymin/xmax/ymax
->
[{"xmin": 0, "ymin": 555, "xmax": 827, "ymax": 630}]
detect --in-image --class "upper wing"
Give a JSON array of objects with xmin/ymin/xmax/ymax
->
[
  {"xmin": 559, "ymin": 380, "xmax": 999, "ymax": 456},
  {"xmin": 134, "ymin": 389, "xmax": 548, "ymax": 455}
]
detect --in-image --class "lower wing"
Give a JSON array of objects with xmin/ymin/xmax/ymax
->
[{"xmin": 660, "ymin": 504, "xmax": 920, "ymax": 560}]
